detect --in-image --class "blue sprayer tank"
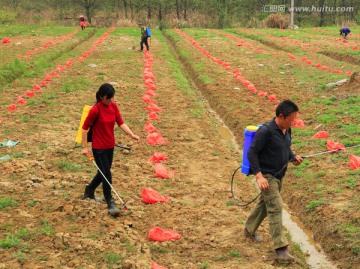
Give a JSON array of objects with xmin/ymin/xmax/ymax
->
[
  {"xmin": 241, "ymin": 125, "xmax": 259, "ymax": 175},
  {"xmin": 146, "ymin": 27, "xmax": 151, "ymax": 37}
]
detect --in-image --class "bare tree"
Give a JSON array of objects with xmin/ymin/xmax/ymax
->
[{"xmin": 75, "ymin": 0, "xmax": 101, "ymax": 23}]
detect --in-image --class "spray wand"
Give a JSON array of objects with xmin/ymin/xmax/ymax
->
[
  {"xmin": 88, "ymin": 156, "xmax": 128, "ymax": 210},
  {"xmin": 302, "ymin": 145, "xmax": 360, "ymax": 159}
]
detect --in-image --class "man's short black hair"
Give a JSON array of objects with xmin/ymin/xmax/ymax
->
[{"xmin": 276, "ymin": 100, "xmax": 299, "ymax": 118}]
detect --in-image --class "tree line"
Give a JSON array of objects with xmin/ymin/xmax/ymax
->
[{"xmin": 0, "ymin": 0, "xmax": 358, "ymax": 28}]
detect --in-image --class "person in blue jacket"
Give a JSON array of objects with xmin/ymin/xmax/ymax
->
[
  {"xmin": 139, "ymin": 23, "xmax": 150, "ymax": 51},
  {"xmin": 340, "ymin": 27, "xmax": 351, "ymax": 39}
]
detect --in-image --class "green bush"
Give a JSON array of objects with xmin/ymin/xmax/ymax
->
[{"xmin": 0, "ymin": 10, "xmax": 17, "ymax": 25}]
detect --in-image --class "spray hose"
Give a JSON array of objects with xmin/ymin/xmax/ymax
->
[
  {"xmin": 231, "ymin": 144, "xmax": 360, "ymax": 206},
  {"xmin": 88, "ymin": 156, "xmax": 128, "ymax": 210}
]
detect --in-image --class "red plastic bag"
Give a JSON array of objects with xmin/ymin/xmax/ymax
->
[
  {"xmin": 146, "ymin": 133, "xmax": 167, "ymax": 145},
  {"xmin": 17, "ymin": 96, "xmax": 26, "ymax": 105},
  {"xmin": 145, "ymin": 90, "xmax": 156, "ymax": 97},
  {"xmin": 152, "ymin": 261, "xmax": 168, "ymax": 269},
  {"xmin": 349, "ymin": 155, "xmax": 360, "ymax": 170},
  {"xmin": 142, "ymin": 188, "xmax": 170, "ymax": 204},
  {"xmin": 148, "ymin": 112, "xmax": 159, "ymax": 120},
  {"xmin": 247, "ymin": 84, "xmax": 257, "ymax": 93},
  {"xmin": 326, "ymin": 140, "xmax": 345, "ymax": 151},
  {"xmin": 313, "ymin": 131, "xmax": 329, "ymax": 139},
  {"xmin": 8, "ymin": 104, "xmax": 16, "ymax": 111},
  {"xmin": 292, "ymin": 118, "xmax": 305, "ymax": 128},
  {"xmin": 144, "ymin": 122, "xmax": 157, "ymax": 133},
  {"xmin": 268, "ymin": 94, "xmax": 277, "ymax": 102},
  {"xmin": 33, "ymin": 84, "xmax": 42, "ymax": 91},
  {"xmin": 148, "ymin": 227, "xmax": 181, "ymax": 242},
  {"xmin": 146, "ymin": 103, "xmax": 162, "ymax": 112},
  {"xmin": 155, "ymin": 163, "xmax": 175, "ymax": 179},
  {"xmin": 2, "ymin": 37, "xmax": 11, "ymax": 43},
  {"xmin": 25, "ymin": 90, "xmax": 35, "ymax": 97},
  {"xmin": 149, "ymin": 152, "xmax": 168, "ymax": 163},
  {"xmin": 258, "ymin": 91, "xmax": 267, "ymax": 97},
  {"xmin": 142, "ymin": 94, "xmax": 152, "ymax": 103},
  {"xmin": 145, "ymin": 78, "xmax": 154, "ymax": 84}
]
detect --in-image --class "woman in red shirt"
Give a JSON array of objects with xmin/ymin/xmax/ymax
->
[{"xmin": 81, "ymin": 83, "xmax": 140, "ymax": 217}]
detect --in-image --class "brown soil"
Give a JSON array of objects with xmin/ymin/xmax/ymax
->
[
  {"xmin": 319, "ymin": 51, "xmax": 360, "ymax": 66},
  {"xmin": 0, "ymin": 29, "xmax": 312, "ymax": 269},
  {"xmin": 1, "ymin": 26, "xmax": 359, "ymax": 269},
  {"xmin": 164, "ymin": 28, "xmax": 359, "ymax": 269}
]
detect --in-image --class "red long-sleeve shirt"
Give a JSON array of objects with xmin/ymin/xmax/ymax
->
[{"xmin": 82, "ymin": 102, "xmax": 124, "ymax": 149}]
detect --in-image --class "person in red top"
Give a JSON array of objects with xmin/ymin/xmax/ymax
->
[
  {"xmin": 81, "ymin": 83, "xmax": 140, "ymax": 217},
  {"xmin": 79, "ymin": 15, "xmax": 86, "ymax": 30}
]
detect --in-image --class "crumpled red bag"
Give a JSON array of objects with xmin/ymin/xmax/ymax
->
[
  {"xmin": 155, "ymin": 163, "xmax": 176, "ymax": 178},
  {"xmin": 326, "ymin": 140, "xmax": 345, "ymax": 151},
  {"xmin": 2, "ymin": 37, "xmax": 11, "ymax": 43},
  {"xmin": 148, "ymin": 112, "xmax": 159, "ymax": 120},
  {"xmin": 25, "ymin": 90, "xmax": 35, "ymax": 97},
  {"xmin": 17, "ymin": 96, "xmax": 26, "ymax": 105},
  {"xmin": 149, "ymin": 152, "xmax": 168, "ymax": 163},
  {"xmin": 142, "ymin": 188, "xmax": 170, "ymax": 204},
  {"xmin": 152, "ymin": 261, "xmax": 168, "ymax": 269},
  {"xmin": 247, "ymin": 84, "xmax": 257, "ymax": 93},
  {"xmin": 313, "ymin": 131, "xmax": 329, "ymax": 139},
  {"xmin": 292, "ymin": 118, "xmax": 305, "ymax": 128},
  {"xmin": 258, "ymin": 91, "xmax": 267, "ymax": 97},
  {"xmin": 349, "ymin": 155, "xmax": 360, "ymax": 170},
  {"xmin": 142, "ymin": 94, "xmax": 152, "ymax": 103},
  {"xmin": 268, "ymin": 94, "xmax": 277, "ymax": 102},
  {"xmin": 146, "ymin": 132, "xmax": 167, "ymax": 145},
  {"xmin": 8, "ymin": 104, "xmax": 16, "ymax": 111},
  {"xmin": 33, "ymin": 84, "xmax": 42, "ymax": 91},
  {"xmin": 146, "ymin": 103, "xmax": 162, "ymax": 112},
  {"xmin": 148, "ymin": 227, "xmax": 181, "ymax": 242},
  {"xmin": 145, "ymin": 90, "xmax": 156, "ymax": 97},
  {"xmin": 144, "ymin": 122, "xmax": 157, "ymax": 133}
]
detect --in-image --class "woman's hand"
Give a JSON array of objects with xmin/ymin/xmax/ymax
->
[
  {"xmin": 131, "ymin": 134, "xmax": 140, "ymax": 142},
  {"xmin": 82, "ymin": 147, "xmax": 91, "ymax": 159}
]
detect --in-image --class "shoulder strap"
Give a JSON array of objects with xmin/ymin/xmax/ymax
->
[{"xmin": 91, "ymin": 103, "xmax": 100, "ymax": 127}]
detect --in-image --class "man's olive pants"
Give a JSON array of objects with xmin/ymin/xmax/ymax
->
[{"xmin": 245, "ymin": 174, "xmax": 288, "ymax": 249}]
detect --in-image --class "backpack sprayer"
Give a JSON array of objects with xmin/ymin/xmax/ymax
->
[{"xmin": 230, "ymin": 125, "xmax": 360, "ymax": 206}]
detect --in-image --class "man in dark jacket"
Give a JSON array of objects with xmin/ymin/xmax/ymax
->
[
  {"xmin": 139, "ymin": 24, "xmax": 149, "ymax": 51},
  {"xmin": 244, "ymin": 100, "xmax": 303, "ymax": 262}
]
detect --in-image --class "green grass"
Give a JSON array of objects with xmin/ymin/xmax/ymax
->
[
  {"xmin": 103, "ymin": 252, "xmax": 122, "ymax": 264},
  {"xmin": 0, "ymin": 235, "xmax": 20, "ymax": 249},
  {"xmin": 0, "ymin": 197, "xmax": 18, "ymax": 210},
  {"xmin": 57, "ymin": 161, "xmax": 83, "ymax": 172},
  {"xmin": 39, "ymin": 219, "xmax": 54, "ymax": 236},
  {"xmin": 305, "ymin": 199, "xmax": 326, "ymax": 211}
]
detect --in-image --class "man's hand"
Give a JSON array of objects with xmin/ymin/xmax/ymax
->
[
  {"xmin": 292, "ymin": 154, "xmax": 303, "ymax": 166},
  {"xmin": 256, "ymin": 174, "xmax": 269, "ymax": 191}
]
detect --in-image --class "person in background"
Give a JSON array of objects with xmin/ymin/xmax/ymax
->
[
  {"xmin": 81, "ymin": 83, "xmax": 140, "ymax": 217},
  {"xmin": 339, "ymin": 27, "xmax": 351, "ymax": 39},
  {"xmin": 79, "ymin": 15, "xmax": 86, "ymax": 30},
  {"xmin": 244, "ymin": 100, "xmax": 303, "ymax": 262},
  {"xmin": 139, "ymin": 23, "xmax": 149, "ymax": 51}
]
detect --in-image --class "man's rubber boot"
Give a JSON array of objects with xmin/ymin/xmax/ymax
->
[
  {"xmin": 83, "ymin": 185, "xmax": 95, "ymax": 199},
  {"xmin": 244, "ymin": 228, "xmax": 263, "ymax": 242},
  {"xmin": 82, "ymin": 185, "xmax": 103, "ymax": 202},
  {"xmin": 275, "ymin": 246, "xmax": 295, "ymax": 262},
  {"xmin": 106, "ymin": 198, "xmax": 120, "ymax": 217}
]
